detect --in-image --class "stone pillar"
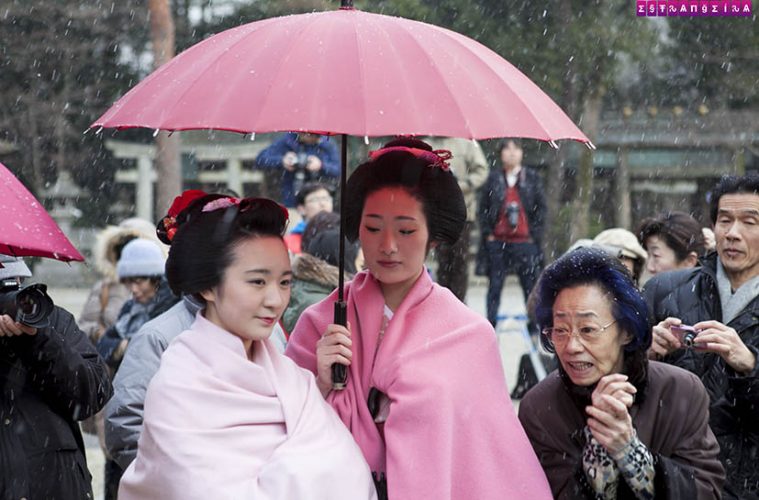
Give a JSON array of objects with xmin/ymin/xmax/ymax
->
[
  {"xmin": 137, "ymin": 155, "xmax": 154, "ymax": 221},
  {"xmin": 227, "ymin": 158, "xmax": 243, "ymax": 196}
]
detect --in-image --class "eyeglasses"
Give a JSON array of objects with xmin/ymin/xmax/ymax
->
[{"xmin": 542, "ymin": 319, "xmax": 617, "ymax": 346}]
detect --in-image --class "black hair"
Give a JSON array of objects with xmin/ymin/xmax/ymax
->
[
  {"xmin": 637, "ymin": 211, "xmax": 706, "ymax": 262},
  {"xmin": 164, "ymin": 194, "xmax": 288, "ymax": 299},
  {"xmin": 302, "ymin": 211, "xmax": 359, "ymax": 274},
  {"xmin": 112, "ymin": 234, "xmax": 139, "ymax": 263},
  {"xmin": 535, "ymin": 247, "xmax": 650, "ymax": 394},
  {"xmin": 343, "ymin": 138, "xmax": 466, "ymax": 245},
  {"xmin": 497, "ymin": 138, "xmax": 523, "ymax": 152},
  {"xmin": 709, "ymin": 175, "xmax": 759, "ymax": 225},
  {"xmin": 295, "ymin": 182, "xmax": 332, "ymax": 207}
]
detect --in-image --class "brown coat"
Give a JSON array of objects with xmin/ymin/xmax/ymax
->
[{"xmin": 519, "ymin": 361, "xmax": 724, "ymax": 499}]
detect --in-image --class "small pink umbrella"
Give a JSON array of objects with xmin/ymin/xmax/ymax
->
[{"xmin": 0, "ymin": 162, "xmax": 84, "ymax": 262}]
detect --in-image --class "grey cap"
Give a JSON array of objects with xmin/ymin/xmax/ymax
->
[{"xmin": 0, "ymin": 254, "xmax": 32, "ymax": 281}]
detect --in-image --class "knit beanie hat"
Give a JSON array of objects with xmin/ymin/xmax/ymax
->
[
  {"xmin": 0, "ymin": 254, "xmax": 32, "ymax": 281},
  {"xmin": 117, "ymin": 239, "xmax": 166, "ymax": 279}
]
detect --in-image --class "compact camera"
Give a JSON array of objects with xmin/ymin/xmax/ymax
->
[
  {"xmin": 671, "ymin": 324, "xmax": 699, "ymax": 348},
  {"xmin": 506, "ymin": 202, "xmax": 520, "ymax": 228},
  {"xmin": 0, "ymin": 279, "xmax": 54, "ymax": 328}
]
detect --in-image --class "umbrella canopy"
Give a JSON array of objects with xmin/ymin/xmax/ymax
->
[
  {"xmin": 0, "ymin": 162, "xmax": 84, "ymax": 262},
  {"xmin": 93, "ymin": 5, "xmax": 590, "ymax": 144}
]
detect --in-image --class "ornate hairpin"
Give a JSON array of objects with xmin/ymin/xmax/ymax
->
[
  {"xmin": 368, "ymin": 146, "xmax": 452, "ymax": 171},
  {"xmin": 161, "ymin": 189, "xmax": 209, "ymax": 242},
  {"xmin": 202, "ymin": 197, "xmax": 240, "ymax": 212}
]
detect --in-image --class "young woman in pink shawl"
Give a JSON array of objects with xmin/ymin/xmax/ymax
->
[
  {"xmin": 286, "ymin": 139, "xmax": 552, "ymax": 500},
  {"xmin": 118, "ymin": 191, "xmax": 376, "ymax": 500}
]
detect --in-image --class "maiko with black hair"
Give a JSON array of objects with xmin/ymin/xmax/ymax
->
[
  {"xmin": 518, "ymin": 247, "xmax": 724, "ymax": 498},
  {"xmin": 286, "ymin": 138, "xmax": 552, "ymax": 500},
  {"xmin": 118, "ymin": 191, "xmax": 376, "ymax": 500}
]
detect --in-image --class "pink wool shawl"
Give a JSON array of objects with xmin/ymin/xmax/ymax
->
[
  {"xmin": 286, "ymin": 270, "xmax": 552, "ymax": 499},
  {"xmin": 119, "ymin": 313, "xmax": 377, "ymax": 500}
]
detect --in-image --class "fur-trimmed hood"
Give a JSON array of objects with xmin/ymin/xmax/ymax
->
[
  {"xmin": 291, "ymin": 253, "xmax": 341, "ymax": 289},
  {"xmin": 93, "ymin": 218, "xmax": 167, "ymax": 281}
]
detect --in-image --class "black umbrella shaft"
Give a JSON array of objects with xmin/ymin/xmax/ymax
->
[{"xmin": 331, "ymin": 133, "xmax": 349, "ymax": 390}]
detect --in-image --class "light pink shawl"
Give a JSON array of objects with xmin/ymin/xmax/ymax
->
[
  {"xmin": 119, "ymin": 313, "xmax": 376, "ymax": 500},
  {"xmin": 286, "ymin": 270, "xmax": 552, "ymax": 499}
]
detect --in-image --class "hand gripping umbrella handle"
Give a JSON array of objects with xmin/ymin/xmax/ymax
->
[{"xmin": 332, "ymin": 301, "xmax": 348, "ymax": 390}]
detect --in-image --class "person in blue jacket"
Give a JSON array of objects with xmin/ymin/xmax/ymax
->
[{"xmin": 256, "ymin": 132, "xmax": 340, "ymax": 207}]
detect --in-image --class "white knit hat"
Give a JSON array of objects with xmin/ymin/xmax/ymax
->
[
  {"xmin": 117, "ymin": 239, "xmax": 166, "ymax": 279},
  {"xmin": 0, "ymin": 254, "xmax": 32, "ymax": 281}
]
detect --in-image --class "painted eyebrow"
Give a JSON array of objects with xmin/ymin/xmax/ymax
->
[
  {"xmin": 364, "ymin": 213, "xmax": 418, "ymax": 222},
  {"xmin": 244, "ymin": 269, "xmax": 294, "ymax": 276}
]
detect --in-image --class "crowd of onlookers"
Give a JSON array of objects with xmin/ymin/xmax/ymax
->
[{"xmin": 1, "ymin": 132, "xmax": 757, "ymax": 499}]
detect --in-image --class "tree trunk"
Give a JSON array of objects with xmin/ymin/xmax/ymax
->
[
  {"xmin": 570, "ymin": 91, "xmax": 603, "ymax": 241},
  {"xmin": 615, "ymin": 147, "xmax": 631, "ymax": 229},
  {"xmin": 149, "ymin": 0, "xmax": 181, "ymax": 218}
]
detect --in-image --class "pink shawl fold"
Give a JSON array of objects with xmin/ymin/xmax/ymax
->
[
  {"xmin": 119, "ymin": 313, "xmax": 376, "ymax": 500},
  {"xmin": 286, "ymin": 270, "xmax": 552, "ymax": 499}
]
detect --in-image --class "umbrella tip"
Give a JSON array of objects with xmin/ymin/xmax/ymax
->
[{"xmin": 340, "ymin": 0, "xmax": 354, "ymax": 9}]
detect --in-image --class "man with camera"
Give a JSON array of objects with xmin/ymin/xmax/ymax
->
[
  {"xmin": 255, "ymin": 132, "xmax": 340, "ymax": 207},
  {"xmin": 643, "ymin": 175, "xmax": 759, "ymax": 499},
  {"xmin": 0, "ymin": 254, "xmax": 112, "ymax": 498},
  {"xmin": 478, "ymin": 138, "xmax": 545, "ymax": 327}
]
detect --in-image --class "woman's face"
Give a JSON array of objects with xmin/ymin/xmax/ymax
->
[
  {"xmin": 359, "ymin": 187, "xmax": 429, "ymax": 291},
  {"xmin": 645, "ymin": 234, "xmax": 686, "ymax": 275},
  {"xmin": 123, "ymin": 277, "xmax": 158, "ymax": 304},
  {"xmin": 202, "ymin": 236, "xmax": 292, "ymax": 352},
  {"xmin": 552, "ymin": 285, "xmax": 630, "ymax": 387}
]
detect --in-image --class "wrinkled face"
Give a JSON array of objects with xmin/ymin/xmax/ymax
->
[
  {"xmin": 500, "ymin": 142, "xmax": 523, "ymax": 169},
  {"xmin": 299, "ymin": 188, "xmax": 333, "ymax": 221},
  {"xmin": 552, "ymin": 285, "xmax": 630, "ymax": 387},
  {"xmin": 201, "ymin": 236, "xmax": 291, "ymax": 352},
  {"xmin": 359, "ymin": 187, "xmax": 429, "ymax": 288},
  {"xmin": 714, "ymin": 193, "xmax": 759, "ymax": 285},
  {"xmin": 123, "ymin": 277, "xmax": 158, "ymax": 304},
  {"xmin": 644, "ymin": 234, "xmax": 692, "ymax": 275}
]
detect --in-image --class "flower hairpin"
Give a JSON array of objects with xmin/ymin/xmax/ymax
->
[
  {"xmin": 369, "ymin": 146, "xmax": 452, "ymax": 171},
  {"xmin": 161, "ymin": 189, "xmax": 209, "ymax": 242},
  {"xmin": 202, "ymin": 197, "xmax": 240, "ymax": 212}
]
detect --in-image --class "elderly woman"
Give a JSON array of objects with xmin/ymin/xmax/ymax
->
[{"xmin": 518, "ymin": 247, "xmax": 724, "ymax": 499}]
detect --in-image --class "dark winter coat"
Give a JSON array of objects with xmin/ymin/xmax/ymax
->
[
  {"xmin": 0, "ymin": 306, "xmax": 112, "ymax": 500},
  {"xmin": 519, "ymin": 361, "xmax": 725, "ymax": 499},
  {"xmin": 477, "ymin": 166, "xmax": 546, "ymax": 246},
  {"xmin": 282, "ymin": 253, "xmax": 340, "ymax": 333},
  {"xmin": 255, "ymin": 132, "xmax": 340, "ymax": 207},
  {"xmin": 643, "ymin": 252, "xmax": 759, "ymax": 499}
]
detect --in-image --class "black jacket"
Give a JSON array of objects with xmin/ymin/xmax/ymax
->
[
  {"xmin": 643, "ymin": 252, "xmax": 759, "ymax": 500},
  {"xmin": 0, "ymin": 305, "xmax": 112, "ymax": 500},
  {"xmin": 478, "ymin": 166, "xmax": 546, "ymax": 246}
]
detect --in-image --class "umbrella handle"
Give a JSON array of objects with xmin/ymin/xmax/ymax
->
[{"xmin": 332, "ymin": 301, "xmax": 348, "ymax": 390}]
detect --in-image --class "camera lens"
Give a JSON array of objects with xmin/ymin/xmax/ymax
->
[{"xmin": 682, "ymin": 331, "xmax": 697, "ymax": 347}]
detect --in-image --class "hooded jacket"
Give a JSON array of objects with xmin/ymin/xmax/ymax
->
[{"xmin": 643, "ymin": 252, "xmax": 759, "ymax": 499}]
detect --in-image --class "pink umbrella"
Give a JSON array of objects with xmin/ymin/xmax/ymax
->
[
  {"xmin": 93, "ymin": 0, "xmax": 590, "ymax": 387},
  {"xmin": 0, "ymin": 162, "xmax": 84, "ymax": 262},
  {"xmin": 93, "ymin": 3, "xmax": 590, "ymax": 144}
]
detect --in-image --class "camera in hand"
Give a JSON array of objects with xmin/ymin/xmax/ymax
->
[
  {"xmin": 671, "ymin": 325, "xmax": 698, "ymax": 348},
  {"xmin": 506, "ymin": 201, "xmax": 520, "ymax": 228},
  {"xmin": 292, "ymin": 152, "xmax": 311, "ymax": 196},
  {"xmin": 0, "ymin": 279, "xmax": 54, "ymax": 328}
]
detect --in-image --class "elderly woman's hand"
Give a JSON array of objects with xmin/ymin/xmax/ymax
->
[
  {"xmin": 648, "ymin": 317, "xmax": 683, "ymax": 359},
  {"xmin": 315, "ymin": 322, "xmax": 352, "ymax": 397},
  {"xmin": 586, "ymin": 374, "xmax": 636, "ymax": 456}
]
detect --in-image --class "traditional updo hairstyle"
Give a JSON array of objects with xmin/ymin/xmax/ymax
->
[
  {"xmin": 535, "ymin": 247, "xmax": 651, "ymax": 397},
  {"xmin": 343, "ymin": 138, "xmax": 466, "ymax": 247},
  {"xmin": 158, "ymin": 191, "xmax": 288, "ymax": 302}
]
